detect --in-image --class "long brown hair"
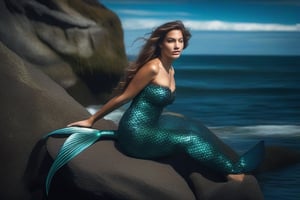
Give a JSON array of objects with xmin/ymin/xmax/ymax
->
[{"xmin": 118, "ymin": 20, "xmax": 191, "ymax": 91}]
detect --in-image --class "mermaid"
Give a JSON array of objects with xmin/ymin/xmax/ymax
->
[{"xmin": 44, "ymin": 20, "xmax": 264, "ymax": 195}]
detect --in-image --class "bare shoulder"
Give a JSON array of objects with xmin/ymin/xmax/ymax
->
[{"xmin": 141, "ymin": 59, "xmax": 160, "ymax": 75}]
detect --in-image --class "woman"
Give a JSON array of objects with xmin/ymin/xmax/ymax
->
[{"xmin": 44, "ymin": 20, "xmax": 264, "ymax": 195}]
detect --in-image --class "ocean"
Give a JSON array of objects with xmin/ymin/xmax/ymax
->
[
  {"xmin": 172, "ymin": 55, "xmax": 300, "ymax": 200},
  {"xmin": 88, "ymin": 55, "xmax": 300, "ymax": 199}
]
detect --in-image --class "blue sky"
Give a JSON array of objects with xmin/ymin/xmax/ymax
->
[{"xmin": 100, "ymin": 0, "xmax": 300, "ymax": 55}]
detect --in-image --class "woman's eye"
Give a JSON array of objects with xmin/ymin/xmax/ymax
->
[{"xmin": 166, "ymin": 38, "xmax": 183, "ymax": 43}]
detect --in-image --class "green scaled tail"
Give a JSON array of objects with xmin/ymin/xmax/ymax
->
[{"xmin": 44, "ymin": 127, "xmax": 117, "ymax": 195}]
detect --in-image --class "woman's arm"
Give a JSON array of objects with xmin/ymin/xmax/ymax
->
[{"xmin": 68, "ymin": 63, "xmax": 159, "ymax": 127}]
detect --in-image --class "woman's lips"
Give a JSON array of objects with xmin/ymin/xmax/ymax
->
[{"xmin": 172, "ymin": 51, "xmax": 181, "ymax": 55}]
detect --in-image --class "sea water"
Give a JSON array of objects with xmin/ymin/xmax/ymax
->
[
  {"xmin": 174, "ymin": 55, "xmax": 300, "ymax": 200},
  {"xmin": 88, "ymin": 55, "xmax": 300, "ymax": 199}
]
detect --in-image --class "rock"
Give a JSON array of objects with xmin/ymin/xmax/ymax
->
[
  {"xmin": 0, "ymin": 41, "xmax": 115, "ymax": 199},
  {"xmin": 0, "ymin": 0, "xmax": 128, "ymax": 105},
  {"xmin": 45, "ymin": 134, "xmax": 266, "ymax": 200},
  {"xmin": 255, "ymin": 146, "xmax": 300, "ymax": 173},
  {"xmin": 190, "ymin": 173, "xmax": 264, "ymax": 200},
  {"xmin": 46, "ymin": 139, "xmax": 196, "ymax": 200},
  {"xmin": 44, "ymin": 129, "xmax": 300, "ymax": 200}
]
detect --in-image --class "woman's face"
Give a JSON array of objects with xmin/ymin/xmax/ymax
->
[{"xmin": 160, "ymin": 29, "xmax": 184, "ymax": 60}]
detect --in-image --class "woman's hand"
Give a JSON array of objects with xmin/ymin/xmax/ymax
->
[{"xmin": 67, "ymin": 118, "xmax": 93, "ymax": 128}]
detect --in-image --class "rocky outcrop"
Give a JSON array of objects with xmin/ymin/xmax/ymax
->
[
  {"xmin": 0, "ymin": 0, "xmax": 128, "ymax": 105},
  {"xmin": 44, "ymin": 132, "xmax": 299, "ymax": 200},
  {"xmin": 46, "ymin": 136, "xmax": 266, "ymax": 200},
  {"xmin": 0, "ymin": 41, "xmax": 116, "ymax": 199}
]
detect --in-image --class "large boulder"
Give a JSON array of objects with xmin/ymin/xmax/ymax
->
[
  {"xmin": 0, "ymin": 0, "xmax": 128, "ymax": 105},
  {"xmin": 0, "ymin": 41, "xmax": 116, "ymax": 199},
  {"xmin": 46, "ymin": 136, "xmax": 265, "ymax": 200}
]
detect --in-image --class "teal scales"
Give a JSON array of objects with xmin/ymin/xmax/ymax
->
[{"xmin": 44, "ymin": 83, "xmax": 264, "ymax": 195}]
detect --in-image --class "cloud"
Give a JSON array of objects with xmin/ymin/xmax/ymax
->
[
  {"xmin": 101, "ymin": 0, "xmax": 199, "ymax": 4},
  {"xmin": 104, "ymin": 0, "xmax": 300, "ymax": 6},
  {"xmin": 122, "ymin": 19, "xmax": 300, "ymax": 32},
  {"xmin": 242, "ymin": 0, "xmax": 300, "ymax": 6},
  {"xmin": 117, "ymin": 9, "xmax": 190, "ymax": 17},
  {"xmin": 185, "ymin": 20, "xmax": 300, "ymax": 31}
]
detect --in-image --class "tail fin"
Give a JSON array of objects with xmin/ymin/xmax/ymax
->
[
  {"xmin": 44, "ymin": 127, "xmax": 116, "ymax": 195},
  {"xmin": 236, "ymin": 141, "xmax": 265, "ymax": 173}
]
